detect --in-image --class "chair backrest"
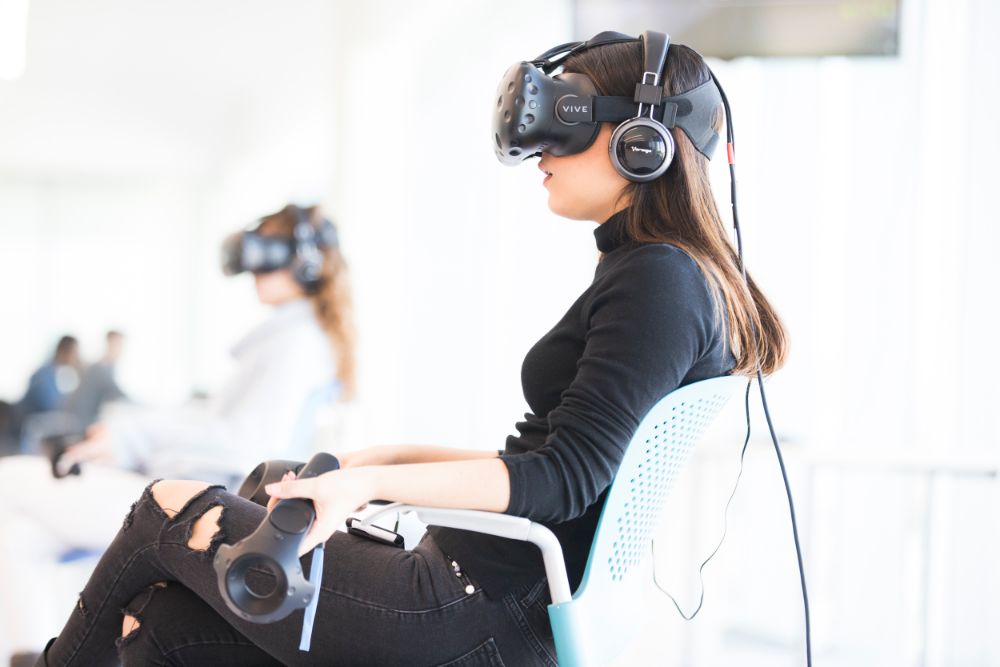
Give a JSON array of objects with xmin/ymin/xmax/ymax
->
[
  {"xmin": 547, "ymin": 375, "xmax": 746, "ymax": 667},
  {"xmin": 286, "ymin": 380, "xmax": 339, "ymax": 460}
]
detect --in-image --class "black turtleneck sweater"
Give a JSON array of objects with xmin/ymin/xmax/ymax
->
[{"xmin": 428, "ymin": 211, "xmax": 735, "ymax": 597}]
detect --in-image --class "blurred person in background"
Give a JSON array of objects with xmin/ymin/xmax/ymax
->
[
  {"xmin": 62, "ymin": 330, "xmax": 128, "ymax": 430},
  {"xmin": 19, "ymin": 336, "xmax": 82, "ymax": 417},
  {"xmin": 0, "ymin": 336, "xmax": 81, "ymax": 457},
  {"xmin": 0, "ymin": 404, "xmax": 15, "ymax": 455},
  {"xmin": 15, "ymin": 331, "xmax": 129, "ymax": 457},
  {"xmin": 0, "ymin": 204, "xmax": 356, "ymax": 663},
  {"xmin": 10, "ymin": 336, "xmax": 81, "ymax": 430}
]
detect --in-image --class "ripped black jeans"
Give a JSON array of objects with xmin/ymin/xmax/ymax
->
[{"xmin": 40, "ymin": 482, "xmax": 559, "ymax": 666}]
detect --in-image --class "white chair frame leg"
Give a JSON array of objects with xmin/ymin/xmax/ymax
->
[{"xmin": 353, "ymin": 504, "xmax": 573, "ymax": 605}]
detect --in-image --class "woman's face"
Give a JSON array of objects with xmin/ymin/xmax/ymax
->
[
  {"xmin": 537, "ymin": 124, "xmax": 631, "ymax": 223},
  {"xmin": 253, "ymin": 269, "xmax": 306, "ymax": 305}
]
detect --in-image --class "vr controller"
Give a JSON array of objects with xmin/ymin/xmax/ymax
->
[
  {"xmin": 41, "ymin": 433, "xmax": 84, "ymax": 479},
  {"xmin": 214, "ymin": 452, "xmax": 339, "ymax": 625}
]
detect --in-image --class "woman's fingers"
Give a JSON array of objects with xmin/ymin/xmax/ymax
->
[
  {"xmin": 263, "ymin": 468, "xmax": 369, "ymax": 556},
  {"xmin": 265, "ymin": 471, "xmax": 296, "ymax": 513},
  {"xmin": 264, "ymin": 474, "xmax": 314, "ymax": 500},
  {"xmin": 61, "ymin": 439, "xmax": 101, "ymax": 466},
  {"xmin": 299, "ymin": 508, "xmax": 347, "ymax": 556},
  {"xmin": 63, "ymin": 432, "xmax": 117, "ymax": 468}
]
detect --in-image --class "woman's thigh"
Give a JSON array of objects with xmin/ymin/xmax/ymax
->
[
  {"xmin": 304, "ymin": 531, "xmax": 539, "ymax": 666},
  {"xmin": 143, "ymin": 486, "xmax": 550, "ymax": 666}
]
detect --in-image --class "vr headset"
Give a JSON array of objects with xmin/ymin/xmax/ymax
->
[
  {"xmin": 493, "ymin": 30, "xmax": 723, "ymax": 182},
  {"xmin": 221, "ymin": 205, "xmax": 339, "ymax": 292}
]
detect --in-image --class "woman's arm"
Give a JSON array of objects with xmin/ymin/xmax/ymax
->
[
  {"xmin": 340, "ymin": 445, "xmax": 500, "ymax": 468},
  {"xmin": 265, "ymin": 458, "xmax": 511, "ymax": 555}
]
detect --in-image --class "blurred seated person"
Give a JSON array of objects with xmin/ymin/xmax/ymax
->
[
  {"xmin": 62, "ymin": 330, "xmax": 128, "ymax": 430},
  {"xmin": 0, "ymin": 204, "xmax": 355, "ymax": 661},
  {"xmin": 58, "ymin": 204, "xmax": 351, "ymax": 480},
  {"xmin": 0, "ymin": 402, "xmax": 16, "ymax": 456},
  {"xmin": 19, "ymin": 336, "xmax": 81, "ymax": 416},
  {"xmin": 5, "ymin": 336, "xmax": 81, "ymax": 444},
  {"xmin": 16, "ymin": 331, "xmax": 128, "ymax": 456},
  {"xmin": 0, "ymin": 335, "xmax": 80, "ymax": 456}
]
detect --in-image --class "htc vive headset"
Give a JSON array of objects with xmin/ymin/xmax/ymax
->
[
  {"xmin": 493, "ymin": 30, "xmax": 723, "ymax": 182},
  {"xmin": 221, "ymin": 205, "xmax": 339, "ymax": 292}
]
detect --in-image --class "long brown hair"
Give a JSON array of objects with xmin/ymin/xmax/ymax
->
[
  {"xmin": 565, "ymin": 41, "xmax": 787, "ymax": 375},
  {"xmin": 258, "ymin": 205, "xmax": 357, "ymax": 398}
]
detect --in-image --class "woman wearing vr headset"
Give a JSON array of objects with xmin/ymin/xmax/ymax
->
[
  {"xmin": 30, "ymin": 33, "xmax": 785, "ymax": 667},
  {"xmin": 2, "ymin": 204, "xmax": 355, "ymax": 664},
  {"xmin": 57, "ymin": 204, "xmax": 355, "ymax": 477}
]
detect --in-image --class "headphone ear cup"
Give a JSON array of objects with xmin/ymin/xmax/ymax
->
[
  {"xmin": 292, "ymin": 255, "xmax": 322, "ymax": 291},
  {"xmin": 290, "ymin": 208, "xmax": 324, "ymax": 292},
  {"xmin": 609, "ymin": 118, "xmax": 675, "ymax": 182}
]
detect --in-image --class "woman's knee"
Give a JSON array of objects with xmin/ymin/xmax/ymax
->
[
  {"xmin": 149, "ymin": 480, "xmax": 226, "ymax": 550},
  {"xmin": 150, "ymin": 479, "xmax": 214, "ymax": 518}
]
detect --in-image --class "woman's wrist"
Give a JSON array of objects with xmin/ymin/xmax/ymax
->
[{"xmin": 344, "ymin": 465, "xmax": 381, "ymax": 502}]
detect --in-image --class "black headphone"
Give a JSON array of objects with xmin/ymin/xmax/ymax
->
[
  {"xmin": 221, "ymin": 205, "xmax": 339, "ymax": 293},
  {"xmin": 493, "ymin": 30, "xmax": 722, "ymax": 182},
  {"xmin": 289, "ymin": 206, "xmax": 327, "ymax": 290},
  {"xmin": 608, "ymin": 31, "xmax": 674, "ymax": 182}
]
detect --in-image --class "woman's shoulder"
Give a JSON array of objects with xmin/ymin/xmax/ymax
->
[
  {"xmin": 600, "ymin": 241, "xmax": 711, "ymax": 294},
  {"xmin": 583, "ymin": 243, "xmax": 718, "ymax": 335}
]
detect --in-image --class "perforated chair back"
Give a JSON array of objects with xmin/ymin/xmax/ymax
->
[{"xmin": 547, "ymin": 375, "xmax": 746, "ymax": 667}]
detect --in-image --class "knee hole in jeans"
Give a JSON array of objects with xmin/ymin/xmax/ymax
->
[{"xmin": 150, "ymin": 479, "xmax": 213, "ymax": 518}]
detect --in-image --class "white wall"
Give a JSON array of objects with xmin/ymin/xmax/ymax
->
[{"xmin": 325, "ymin": 0, "xmax": 579, "ymax": 451}]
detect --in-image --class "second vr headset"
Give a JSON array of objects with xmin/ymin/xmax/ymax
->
[
  {"xmin": 493, "ymin": 30, "xmax": 723, "ymax": 182},
  {"xmin": 221, "ymin": 205, "xmax": 339, "ymax": 292}
]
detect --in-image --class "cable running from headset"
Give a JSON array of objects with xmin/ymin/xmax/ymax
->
[{"xmin": 715, "ymin": 72, "xmax": 813, "ymax": 667}]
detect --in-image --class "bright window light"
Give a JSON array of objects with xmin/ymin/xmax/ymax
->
[{"xmin": 0, "ymin": 0, "xmax": 30, "ymax": 81}]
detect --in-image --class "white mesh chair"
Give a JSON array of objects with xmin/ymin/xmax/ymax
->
[{"xmin": 356, "ymin": 375, "xmax": 746, "ymax": 666}]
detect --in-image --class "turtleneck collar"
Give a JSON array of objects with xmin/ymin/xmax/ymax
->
[{"xmin": 593, "ymin": 209, "xmax": 630, "ymax": 253}]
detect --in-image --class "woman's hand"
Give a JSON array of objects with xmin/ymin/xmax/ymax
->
[
  {"xmin": 265, "ymin": 467, "xmax": 375, "ymax": 556},
  {"xmin": 265, "ymin": 470, "xmax": 297, "ymax": 514},
  {"xmin": 60, "ymin": 423, "xmax": 114, "ymax": 470}
]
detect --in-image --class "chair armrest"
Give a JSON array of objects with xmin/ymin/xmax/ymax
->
[{"xmin": 353, "ymin": 504, "xmax": 573, "ymax": 604}]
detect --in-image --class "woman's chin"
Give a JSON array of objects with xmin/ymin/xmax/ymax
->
[
  {"xmin": 548, "ymin": 204, "xmax": 593, "ymax": 222},
  {"xmin": 547, "ymin": 195, "xmax": 583, "ymax": 221}
]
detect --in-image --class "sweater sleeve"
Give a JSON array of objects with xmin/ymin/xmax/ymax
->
[
  {"xmin": 107, "ymin": 323, "xmax": 335, "ymax": 478},
  {"xmin": 500, "ymin": 246, "xmax": 717, "ymax": 523}
]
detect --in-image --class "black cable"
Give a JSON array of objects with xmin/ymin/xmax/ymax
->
[
  {"xmin": 711, "ymin": 70, "xmax": 813, "ymax": 667},
  {"xmin": 652, "ymin": 379, "xmax": 753, "ymax": 619}
]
